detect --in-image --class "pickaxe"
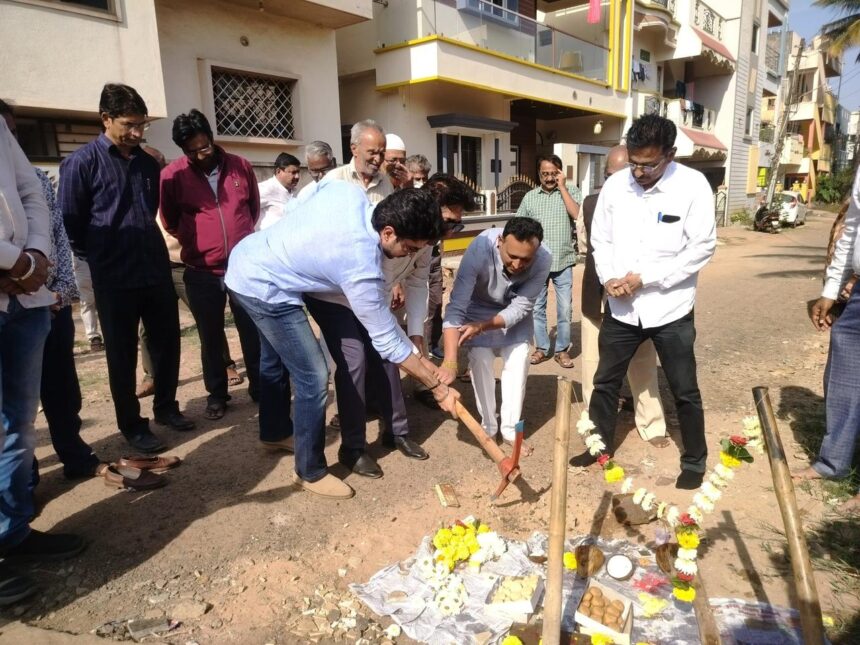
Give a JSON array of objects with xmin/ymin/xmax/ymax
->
[{"xmin": 454, "ymin": 401, "xmax": 523, "ymax": 500}]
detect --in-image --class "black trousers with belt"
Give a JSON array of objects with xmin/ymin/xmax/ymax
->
[
  {"xmin": 588, "ymin": 309, "xmax": 707, "ymax": 472},
  {"xmin": 183, "ymin": 268, "xmax": 260, "ymax": 407},
  {"xmin": 94, "ymin": 282, "xmax": 181, "ymax": 436}
]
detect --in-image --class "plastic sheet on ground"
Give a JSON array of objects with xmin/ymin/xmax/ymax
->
[
  {"xmin": 350, "ymin": 531, "xmax": 702, "ymax": 644},
  {"xmin": 710, "ymin": 598, "xmax": 831, "ymax": 644}
]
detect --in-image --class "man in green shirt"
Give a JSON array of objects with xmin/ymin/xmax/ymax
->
[{"xmin": 516, "ymin": 154, "xmax": 582, "ymax": 368}]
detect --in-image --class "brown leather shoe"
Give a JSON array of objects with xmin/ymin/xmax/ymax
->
[
  {"xmin": 261, "ymin": 437, "xmax": 294, "ymax": 453},
  {"xmin": 118, "ymin": 455, "xmax": 182, "ymax": 473},
  {"xmin": 292, "ymin": 473, "xmax": 354, "ymax": 499},
  {"xmin": 101, "ymin": 464, "xmax": 166, "ymax": 491}
]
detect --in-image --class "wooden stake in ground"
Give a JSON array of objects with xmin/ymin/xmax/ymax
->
[
  {"xmin": 753, "ymin": 386, "xmax": 825, "ymax": 645},
  {"xmin": 542, "ymin": 377, "xmax": 572, "ymax": 645}
]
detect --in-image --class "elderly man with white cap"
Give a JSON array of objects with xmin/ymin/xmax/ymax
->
[{"xmin": 384, "ymin": 133, "xmax": 411, "ymax": 190}]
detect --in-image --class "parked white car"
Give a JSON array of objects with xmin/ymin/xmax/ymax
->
[{"xmin": 778, "ymin": 191, "xmax": 807, "ymax": 227}]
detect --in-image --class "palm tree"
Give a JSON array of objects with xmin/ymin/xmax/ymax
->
[{"xmin": 814, "ymin": 0, "xmax": 860, "ymax": 62}]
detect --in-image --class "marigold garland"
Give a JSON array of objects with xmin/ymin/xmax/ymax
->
[{"xmin": 574, "ymin": 410, "xmax": 763, "ymax": 603}]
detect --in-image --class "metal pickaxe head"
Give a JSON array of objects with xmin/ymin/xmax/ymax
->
[{"xmin": 491, "ymin": 420, "xmax": 524, "ymax": 501}]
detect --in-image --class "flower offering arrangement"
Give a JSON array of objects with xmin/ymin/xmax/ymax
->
[{"xmin": 575, "ymin": 411, "xmax": 764, "ymax": 602}]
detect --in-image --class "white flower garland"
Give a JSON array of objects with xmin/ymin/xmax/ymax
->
[{"xmin": 574, "ymin": 410, "xmax": 764, "ymax": 603}]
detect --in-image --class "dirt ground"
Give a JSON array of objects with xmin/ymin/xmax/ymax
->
[{"xmin": 1, "ymin": 209, "xmax": 858, "ymax": 644}]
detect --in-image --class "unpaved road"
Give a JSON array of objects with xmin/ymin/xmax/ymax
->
[{"xmin": 1, "ymin": 209, "xmax": 856, "ymax": 643}]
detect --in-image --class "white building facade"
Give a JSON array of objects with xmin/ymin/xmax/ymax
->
[{"xmin": 0, "ymin": 0, "xmax": 371, "ymax": 177}]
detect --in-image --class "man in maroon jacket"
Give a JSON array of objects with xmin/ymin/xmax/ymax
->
[{"xmin": 160, "ymin": 110, "xmax": 261, "ymax": 420}]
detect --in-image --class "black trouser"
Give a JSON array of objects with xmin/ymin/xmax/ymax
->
[
  {"xmin": 40, "ymin": 306, "xmax": 99, "ymax": 477},
  {"xmin": 183, "ymin": 268, "xmax": 260, "ymax": 407},
  {"xmin": 140, "ymin": 265, "xmax": 234, "ymax": 379},
  {"xmin": 94, "ymin": 282, "xmax": 181, "ymax": 436},
  {"xmin": 589, "ymin": 309, "xmax": 707, "ymax": 472},
  {"xmin": 304, "ymin": 296, "xmax": 409, "ymax": 459}
]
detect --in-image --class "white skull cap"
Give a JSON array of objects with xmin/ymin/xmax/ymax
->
[{"xmin": 385, "ymin": 133, "xmax": 406, "ymax": 152}]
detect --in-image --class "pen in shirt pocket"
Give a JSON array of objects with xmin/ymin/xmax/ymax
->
[{"xmin": 657, "ymin": 211, "xmax": 663, "ymax": 223}]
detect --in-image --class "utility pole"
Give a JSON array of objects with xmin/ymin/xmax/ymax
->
[{"xmin": 765, "ymin": 38, "xmax": 805, "ymax": 208}]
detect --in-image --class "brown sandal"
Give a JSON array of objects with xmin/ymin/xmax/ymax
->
[
  {"xmin": 226, "ymin": 366, "xmax": 244, "ymax": 386},
  {"xmin": 554, "ymin": 351, "xmax": 574, "ymax": 369},
  {"xmin": 530, "ymin": 350, "xmax": 549, "ymax": 365}
]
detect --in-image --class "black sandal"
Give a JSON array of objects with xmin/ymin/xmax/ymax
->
[{"xmin": 205, "ymin": 403, "xmax": 227, "ymax": 420}]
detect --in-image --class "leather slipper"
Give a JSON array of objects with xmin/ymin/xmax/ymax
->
[
  {"xmin": 102, "ymin": 464, "xmax": 166, "ymax": 491},
  {"xmin": 118, "ymin": 455, "xmax": 182, "ymax": 473},
  {"xmin": 205, "ymin": 403, "xmax": 227, "ymax": 420},
  {"xmin": 554, "ymin": 351, "xmax": 574, "ymax": 369},
  {"xmin": 226, "ymin": 366, "xmax": 244, "ymax": 386},
  {"xmin": 530, "ymin": 350, "xmax": 549, "ymax": 365}
]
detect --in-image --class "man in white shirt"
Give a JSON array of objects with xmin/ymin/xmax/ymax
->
[
  {"xmin": 569, "ymin": 114, "xmax": 716, "ymax": 490},
  {"xmin": 256, "ymin": 153, "xmax": 300, "ymax": 231},
  {"xmin": 793, "ymin": 163, "xmax": 860, "ymax": 512}
]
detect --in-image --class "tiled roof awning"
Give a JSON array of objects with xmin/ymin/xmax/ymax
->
[
  {"xmin": 691, "ymin": 27, "xmax": 736, "ymax": 72},
  {"xmin": 678, "ymin": 126, "xmax": 727, "ymax": 160}
]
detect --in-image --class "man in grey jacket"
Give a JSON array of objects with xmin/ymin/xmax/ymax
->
[
  {"xmin": 439, "ymin": 217, "xmax": 551, "ymax": 451},
  {"xmin": 0, "ymin": 117, "xmax": 85, "ymax": 605}
]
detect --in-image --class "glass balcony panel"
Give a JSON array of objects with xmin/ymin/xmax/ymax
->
[{"xmin": 377, "ymin": 0, "xmax": 609, "ymax": 84}]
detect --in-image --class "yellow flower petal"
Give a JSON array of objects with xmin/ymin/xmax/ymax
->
[{"xmin": 719, "ymin": 451, "xmax": 742, "ymax": 469}]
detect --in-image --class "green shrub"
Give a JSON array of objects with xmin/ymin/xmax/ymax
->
[
  {"xmin": 816, "ymin": 169, "xmax": 854, "ymax": 204},
  {"xmin": 731, "ymin": 209, "xmax": 753, "ymax": 226}
]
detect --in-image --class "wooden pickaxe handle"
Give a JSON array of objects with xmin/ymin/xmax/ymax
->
[
  {"xmin": 455, "ymin": 401, "xmax": 521, "ymax": 484},
  {"xmin": 455, "ymin": 401, "xmax": 509, "ymax": 466}
]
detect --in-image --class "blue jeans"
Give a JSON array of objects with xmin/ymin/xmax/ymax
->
[
  {"xmin": 533, "ymin": 266, "xmax": 573, "ymax": 354},
  {"xmin": 230, "ymin": 291, "xmax": 328, "ymax": 482},
  {"xmin": 257, "ymin": 332, "xmax": 292, "ymax": 443},
  {"xmin": 814, "ymin": 281, "xmax": 860, "ymax": 479},
  {"xmin": 0, "ymin": 299, "xmax": 50, "ymax": 548}
]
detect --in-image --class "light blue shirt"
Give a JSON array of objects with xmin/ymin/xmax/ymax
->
[
  {"xmin": 225, "ymin": 181, "xmax": 413, "ymax": 363},
  {"xmin": 443, "ymin": 228, "xmax": 551, "ymax": 348}
]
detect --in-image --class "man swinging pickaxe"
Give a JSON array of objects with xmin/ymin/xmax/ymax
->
[{"xmin": 437, "ymin": 218, "xmax": 551, "ymax": 500}]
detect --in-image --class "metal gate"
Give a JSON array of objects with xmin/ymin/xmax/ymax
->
[{"xmin": 714, "ymin": 187, "xmax": 728, "ymax": 227}]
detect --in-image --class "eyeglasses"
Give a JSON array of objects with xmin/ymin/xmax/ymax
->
[
  {"xmin": 627, "ymin": 156, "xmax": 668, "ymax": 175},
  {"xmin": 443, "ymin": 220, "xmax": 465, "ymax": 234},
  {"xmin": 309, "ymin": 160, "xmax": 335, "ymax": 180},
  {"xmin": 185, "ymin": 143, "xmax": 214, "ymax": 157},
  {"xmin": 539, "ymin": 171, "xmax": 560, "ymax": 179},
  {"xmin": 116, "ymin": 119, "xmax": 150, "ymax": 133}
]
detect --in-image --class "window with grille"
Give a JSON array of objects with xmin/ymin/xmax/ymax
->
[
  {"xmin": 10, "ymin": 0, "xmax": 118, "ymax": 18},
  {"xmin": 211, "ymin": 68, "xmax": 296, "ymax": 140}
]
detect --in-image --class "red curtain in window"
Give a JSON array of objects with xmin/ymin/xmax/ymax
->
[{"xmin": 587, "ymin": 0, "xmax": 601, "ymax": 24}]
